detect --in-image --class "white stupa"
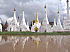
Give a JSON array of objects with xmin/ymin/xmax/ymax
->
[
  {"xmin": 39, "ymin": 4, "xmax": 52, "ymax": 33},
  {"xmin": 64, "ymin": 0, "xmax": 70, "ymax": 31},
  {"xmin": 20, "ymin": 9, "xmax": 30, "ymax": 31},
  {"xmin": 63, "ymin": 16, "xmax": 65, "ymax": 28},
  {"xmin": 0, "ymin": 18, "xmax": 2, "ymax": 32},
  {"xmin": 31, "ymin": 11, "xmax": 41, "ymax": 32},
  {"xmin": 56, "ymin": 6, "xmax": 63, "ymax": 32},
  {"xmin": 52, "ymin": 13, "xmax": 56, "ymax": 32},
  {"xmin": 7, "ymin": 8, "xmax": 19, "ymax": 31},
  {"xmin": 7, "ymin": 8, "xmax": 30, "ymax": 32}
]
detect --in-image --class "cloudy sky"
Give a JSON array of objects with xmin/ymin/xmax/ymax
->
[{"xmin": 0, "ymin": 0, "xmax": 70, "ymax": 25}]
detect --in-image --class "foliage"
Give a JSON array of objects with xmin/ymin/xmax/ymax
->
[{"xmin": 0, "ymin": 31, "xmax": 70, "ymax": 36}]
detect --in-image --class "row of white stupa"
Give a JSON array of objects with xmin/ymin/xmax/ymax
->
[
  {"xmin": 31, "ymin": 5, "xmax": 64, "ymax": 32},
  {"xmin": 0, "ymin": 0, "xmax": 69, "ymax": 32},
  {"xmin": 31, "ymin": 0, "xmax": 70, "ymax": 32},
  {"xmin": 0, "ymin": 5, "xmax": 63, "ymax": 32}
]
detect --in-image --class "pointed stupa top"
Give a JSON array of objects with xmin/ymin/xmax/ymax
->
[
  {"xmin": 23, "ymin": 8, "xmax": 24, "ymax": 11},
  {"xmin": 35, "ymin": 11, "xmax": 39, "ymax": 23},
  {"xmin": 43, "ymin": 4, "xmax": 49, "ymax": 24},
  {"xmin": 23, "ymin": 7, "xmax": 24, "ymax": 11},
  {"xmin": 63, "ymin": 17, "xmax": 65, "ymax": 20},
  {"xmin": 14, "ymin": 8, "xmax": 16, "ymax": 11},
  {"xmin": 54, "ymin": 13, "xmax": 55, "ymax": 18},
  {"xmin": 27, "ymin": 20, "xmax": 28, "ymax": 21},
  {"xmin": 14, "ymin": 6, "xmax": 16, "ymax": 11},
  {"xmin": 63, "ymin": 15, "xmax": 65, "ymax": 20},
  {"xmin": 67, "ymin": 0, "xmax": 69, "ymax": 2},
  {"xmin": 44, "ymin": 4, "xmax": 46, "ymax": 8},
  {"xmin": 57, "ymin": 6, "xmax": 59, "ymax": 13},
  {"xmin": 20, "ymin": 8, "xmax": 26, "ymax": 25}
]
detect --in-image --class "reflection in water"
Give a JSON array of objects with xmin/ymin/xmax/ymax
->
[{"xmin": 0, "ymin": 35, "xmax": 70, "ymax": 52}]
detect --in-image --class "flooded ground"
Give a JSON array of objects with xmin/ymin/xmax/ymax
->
[{"xmin": 0, "ymin": 35, "xmax": 70, "ymax": 52}]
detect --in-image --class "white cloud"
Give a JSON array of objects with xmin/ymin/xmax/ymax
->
[
  {"xmin": 0, "ymin": 0, "xmax": 69, "ymax": 25},
  {"xmin": 0, "ymin": 15, "xmax": 8, "ymax": 24},
  {"xmin": 0, "ymin": 4, "xmax": 2, "ymax": 7}
]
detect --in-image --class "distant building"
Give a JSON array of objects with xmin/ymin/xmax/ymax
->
[{"xmin": 3, "ymin": 21, "xmax": 8, "ymax": 31}]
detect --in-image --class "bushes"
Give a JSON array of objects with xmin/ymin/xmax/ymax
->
[{"xmin": 0, "ymin": 31, "xmax": 70, "ymax": 35}]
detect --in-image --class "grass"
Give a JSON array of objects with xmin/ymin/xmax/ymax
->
[{"xmin": 0, "ymin": 31, "xmax": 70, "ymax": 37}]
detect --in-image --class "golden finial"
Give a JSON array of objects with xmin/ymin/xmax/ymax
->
[
  {"xmin": 57, "ymin": 6, "xmax": 59, "ymax": 13},
  {"xmin": 54, "ymin": 13, "xmax": 55, "ymax": 18},
  {"xmin": 14, "ymin": 6, "xmax": 16, "ymax": 11},
  {"xmin": 35, "ymin": 11, "xmax": 39, "ymax": 23},
  {"xmin": 23, "ymin": 9, "xmax": 24, "ymax": 11},
  {"xmin": 44, "ymin": 4, "xmax": 46, "ymax": 8},
  {"xmin": 23, "ymin": 7, "xmax": 24, "ymax": 11},
  {"xmin": 27, "ymin": 20, "xmax": 28, "ymax": 21},
  {"xmin": 63, "ymin": 15, "xmax": 65, "ymax": 20},
  {"xmin": 32, "ymin": 20, "xmax": 33, "ymax": 27},
  {"xmin": 67, "ymin": 0, "xmax": 69, "ymax": 2}
]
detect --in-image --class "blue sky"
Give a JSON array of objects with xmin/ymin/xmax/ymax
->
[{"xmin": 0, "ymin": 0, "xmax": 69, "ymax": 25}]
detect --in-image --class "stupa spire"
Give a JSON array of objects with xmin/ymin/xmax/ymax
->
[
  {"xmin": 63, "ymin": 15, "xmax": 65, "ymax": 20},
  {"xmin": 63, "ymin": 15, "xmax": 65, "ymax": 28},
  {"xmin": 44, "ymin": 4, "xmax": 46, "ymax": 8},
  {"xmin": 20, "ymin": 8, "xmax": 26, "ymax": 25},
  {"xmin": 35, "ymin": 11, "xmax": 39, "ymax": 23},
  {"xmin": 57, "ymin": 6, "xmax": 59, "ymax": 14},
  {"xmin": 43, "ymin": 4, "xmax": 49, "ymax": 24},
  {"xmin": 14, "ymin": 6, "xmax": 16, "ymax": 11},
  {"xmin": 56, "ymin": 6, "xmax": 63, "ymax": 31},
  {"xmin": 13, "ymin": 6, "xmax": 16, "ymax": 20},
  {"xmin": 67, "ymin": 0, "xmax": 69, "ymax": 2},
  {"xmin": 27, "ymin": 20, "xmax": 29, "ymax": 26},
  {"xmin": 54, "ymin": 13, "xmax": 56, "ymax": 26},
  {"xmin": 54, "ymin": 13, "xmax": 55, "ymax": 18},
  {"xmin": 23, "ymin": 7, "xmax": 24, "ymax": 11},
  {"xmin": 66, "ymin": 0, "xmax": 69, "ymax": 19}
]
